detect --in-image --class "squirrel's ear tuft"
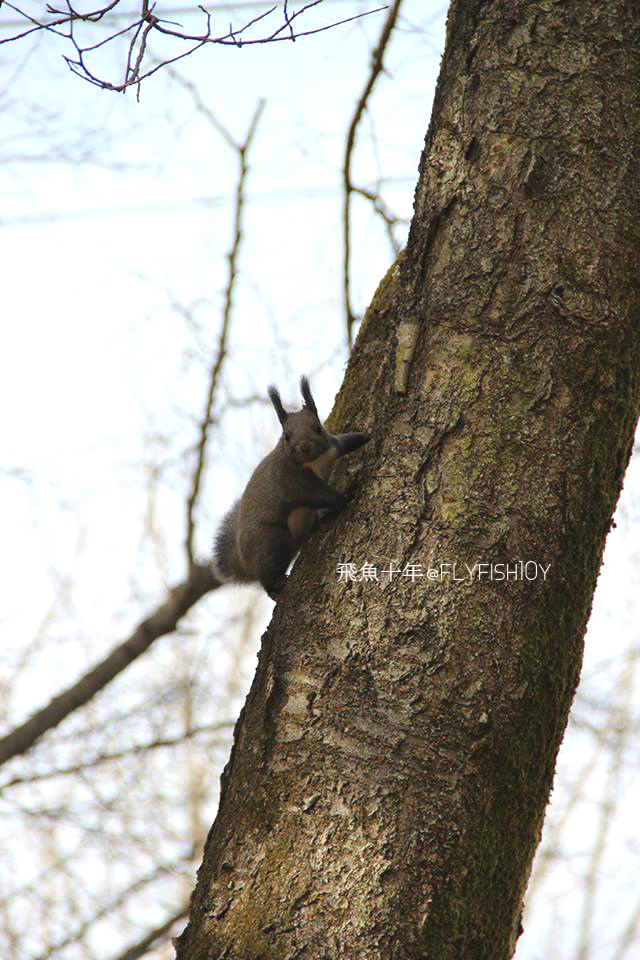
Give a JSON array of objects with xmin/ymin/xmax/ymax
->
[
  {"xmin": 268, "ymin": 386, "xmax": 288, "ymax": 426},
  {"xmin": 300, "ymin": 376, "xmax": 318, "ymax": 415}
]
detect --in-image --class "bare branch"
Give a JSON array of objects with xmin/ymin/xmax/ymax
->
[
  {"xmin": 0, "ymin": 561, "xmax": 217, "ymax": 768},
  {"xmin": 574, "ymin": 647, "xmax": 638, "ymax": 960},
  {"xmin": 1, "ymin": 721, "xmax": 232, "ymax": 788},
  {"xmin": 342, "ymin": 0, "xmax": 402, "ymax": 345},
  {"xmin": 184, "ymin": 97, "xmax": 265, "ymax": 567},
  {"xmin": 611, "ymin": 895, "xmax": 640, "ymax": 960},
  {"xmin": 107, "ymin": 904, "xmax": 189, "ymax": 960},
  {"xmin": 33, "ymin": 864, "xmax": 190, "ymax": 960},
  {"xmin": 0, "ymin": 0, "xmax": 388, "ymax": 92},
  {"xmin": 352, "ymin": 183, "xmax": 407, "ymax": 252}
]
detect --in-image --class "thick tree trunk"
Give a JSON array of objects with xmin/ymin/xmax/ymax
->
[{"xmin": 176, "ymin": 2, "xmax": 640, "ymax": 957}]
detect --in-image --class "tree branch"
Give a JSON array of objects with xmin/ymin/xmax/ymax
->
[
  {"xmin": 342, "ymin": 0, "xmax": 402, "ymax": 346},
  {"xmin": 352, "ymin": 183, "xmax": 407, "ymax": 252},
  {"xmin": 184, "ymin": 97, "xmax": 265, "ymax": 567},
  {"xmin": 108, "ymin": 904, "xmax": 189, "ymax": 960},
  {"xmin": 0, "ymin": 0, "xmax": 387, "ymax": 93},
  {"xmin": 33, "ymin": 864, "xmax": 190, "ymax": 960},
  {"xmin": 1, "ymin": 721, "xmax": 232, "ymax": 788},
  {"xmin": 0, "ymin": 561, "xmax": 216, "ymax": 768}
]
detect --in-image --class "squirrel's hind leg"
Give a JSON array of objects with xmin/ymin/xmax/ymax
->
[{"xmin": 249, "ymin": 526, "xmax": 295, "ymax": 601}]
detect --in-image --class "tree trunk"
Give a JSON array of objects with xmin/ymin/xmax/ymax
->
[{"xmin": 176, "ymin": 2, "xmax": 640, "ymax": 957}]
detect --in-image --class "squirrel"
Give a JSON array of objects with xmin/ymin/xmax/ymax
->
[{"xmin": 212, "ymin": 376, "xmax": 369, "ymax": 600}]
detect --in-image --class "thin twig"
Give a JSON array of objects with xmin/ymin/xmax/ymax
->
[
  {"xmin": 1, "ymin": 0, "xmax": 388, "ymax": 93},
  {"xmin": 1, "ymin": 721, "xmax": 232, "ymax": 789},
  {"xmin": 0, "ymin": 562, "xmax": 216, "ymax": 768},
  {"xmin": 352, "ymin": 183, "xmax": 406, "ymax": 253},
  {"xmin": 32, "ymin": 867, "xmax": 190, "ymax": 960},
  {"xmin": 106, "ymin": 905, "xmax": 189, "ymax": 960},
  {"xmin": 342, "ymin": 0, "xmax": 402, "ymax": 346},
  {"xmin": 574, "ymin": 646, "xmax": 638, "ymax": 960},
  {"xmin": 184, "ymin": 98, "xmax": 265, "ymax": 568}
]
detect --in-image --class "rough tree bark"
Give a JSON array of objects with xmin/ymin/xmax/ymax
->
[{"xmin": 176, "ymin": 1, "xmax": 640, "ymax": 957}]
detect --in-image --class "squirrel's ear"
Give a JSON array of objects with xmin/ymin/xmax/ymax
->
[
  {"xmin": 268, "ymin": 386, "xmax": 288, "ymax": 426},
  {"xmin": 300, "ymin": 376, "xmax": 318, "ymax": 416}
]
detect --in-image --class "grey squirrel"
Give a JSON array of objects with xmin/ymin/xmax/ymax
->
[{"xmin": 213, "ymin": 376, "xmax": 369, "ymax": 600}]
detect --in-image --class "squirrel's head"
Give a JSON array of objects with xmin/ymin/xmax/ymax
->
[{"xmin": 268, "ymin": 376, "xmax": 331, "ymax": 465}]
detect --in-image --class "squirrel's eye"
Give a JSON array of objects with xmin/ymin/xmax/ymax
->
[{"xmin": 284, "ymin": 432, "xmax": 290, "ymax": 442}]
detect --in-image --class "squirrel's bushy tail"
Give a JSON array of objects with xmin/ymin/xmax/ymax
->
[{"xmin": 212, "ymin": 501, "xmax": 249, "ymax": 583}]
